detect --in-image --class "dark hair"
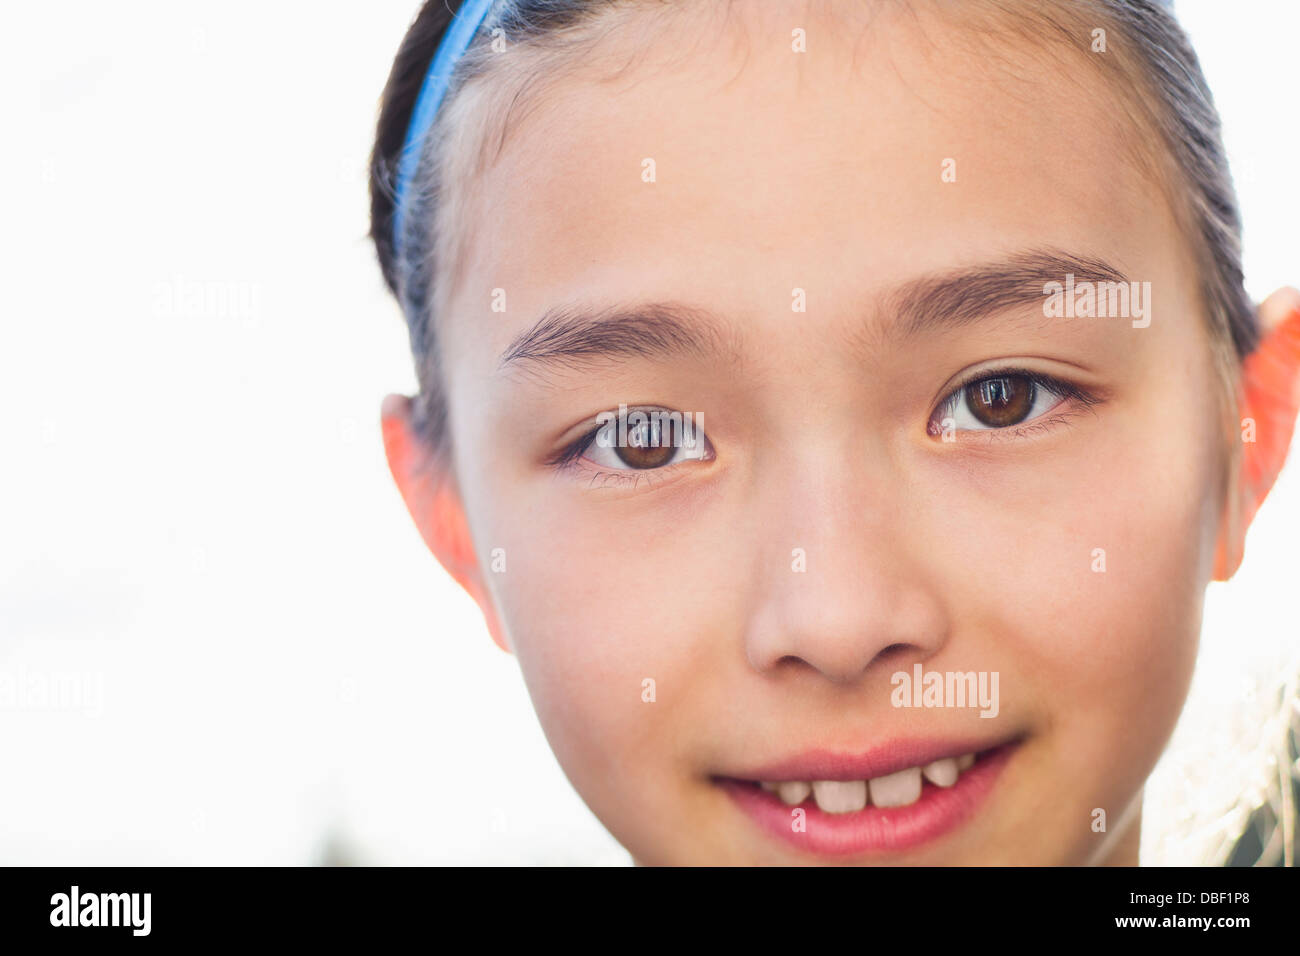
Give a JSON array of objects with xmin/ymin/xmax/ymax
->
[{"xmin": 369, "ymin": 0, "xmax": 1258, "ymax": 457}]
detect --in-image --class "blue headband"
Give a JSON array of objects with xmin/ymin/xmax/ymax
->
[{"xmin": 393, "ymin": 0, "xmax": 497, "ymax": 250}]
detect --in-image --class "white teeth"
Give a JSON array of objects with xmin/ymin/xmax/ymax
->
[
  {"xmin": 811, "ymin": 780, "xmax": 868, "ymax": 814},
  {"xmin": 776, "ymin": 781, "xmax": 812, "ymax": 806},
  {"xmin": 869, "ymin": 767, "xmax": 923, "ymax": 808},
  {"xmin": 922, "ymin": 757, "xmax": 959, "ymax": 787},
  {"xmin": 757, "ymin": 752, "xmax": 982, "ymax": 810}
]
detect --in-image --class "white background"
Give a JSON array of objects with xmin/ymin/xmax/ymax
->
[{"xmin": 1, "ymin": 1, "xmax": 1296, "ymax": 865}]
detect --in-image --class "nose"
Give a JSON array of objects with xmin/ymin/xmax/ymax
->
[{"xmin": 741, "ymin": 450, "xmax": 951, "ymax": 684}]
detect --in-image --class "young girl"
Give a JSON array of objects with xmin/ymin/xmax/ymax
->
[{"xmin": 368, "ymin": 0, "xmax": 1300, "ymax": 864}]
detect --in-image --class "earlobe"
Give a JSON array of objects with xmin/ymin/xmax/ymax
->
[
  {"xmin": 1213, "ymin": 287, "xmax": 1300, "ymax": 580},
  {"xmin": 380, "ymin": 394, "xmax": 511, "ymax": 653}
]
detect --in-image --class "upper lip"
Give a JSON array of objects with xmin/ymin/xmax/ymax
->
[{"xmin": 722, "ymin": 736, "xmax": 1017, "ymax": 783}]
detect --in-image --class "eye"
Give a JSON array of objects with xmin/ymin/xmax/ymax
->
[
  {"xmin": 928, "ymin": 369, "xmax": 1088, "ymax": 435},
  {"xmin": 565, "ymin": 407, "xmax": 712, "ymax": 471}
]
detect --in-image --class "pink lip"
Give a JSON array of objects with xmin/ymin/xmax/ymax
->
[{"xmin": 717, "ymin": 740, "xmax": 1017, "ymax": 858}]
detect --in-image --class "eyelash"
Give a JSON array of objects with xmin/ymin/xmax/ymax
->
[
  {"xmin": 548, "ymin": 427, "xmax": 618, "ymax": 469},
  {"xmin": 929, "ymin": 366, "xmax": 1101, "ymax": 441}
]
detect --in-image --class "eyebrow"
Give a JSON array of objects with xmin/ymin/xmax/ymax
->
[
  {"xmin": 887, "ymin": 249, "xmax": 1128, "ymax": 338},
  {"xmin": 499, "ymin": 301, "xmax": 733, "ymax": 371},
  {"xmin": 497, "ymin": 248, "xmax": 1129, "ymax": 372}
]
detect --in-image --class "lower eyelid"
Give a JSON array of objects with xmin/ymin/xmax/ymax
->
[
  {"xmin": 955, "ymin": 408, "xmax": 1084, "ymax": 443},
  {"xmin": 572, "ymin": 462, "xmax": 681, "ymax": 490}
]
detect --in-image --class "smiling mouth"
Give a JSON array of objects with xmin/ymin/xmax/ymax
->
[{"xmin": 716, "ymin": 740, "xmax": 1019, "ymax": 856}]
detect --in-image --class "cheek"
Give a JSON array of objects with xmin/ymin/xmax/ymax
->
[
  {"xmin": 471, "ymin": 482, "xmax": 755, "ymax": 865},
  {"xmin": 441, "ymin": 388, "xmax": 717, "ymax": 818},
  {"xmin": 921, "ymin": 385, "xmax": 1221, "ymax": 789},
  {"xmin": 461, "ymin": 464, "xmax": 729, "ymax": 794},
  {"xmin": 911, "ymin": 395, "xmax": 1220, "ymax": 860},
  {"xmin": 960, "ymin": 442, "xmax": 1210, "ymax": 682}
]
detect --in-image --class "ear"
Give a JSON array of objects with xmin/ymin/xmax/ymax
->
[
  {"xmin": 1213, "ymin": 287, "xmax": 1300, "ymax": 580},
  {"xmin": 380, "ymin": 393, "xmax": 511, "ymax": 652}
]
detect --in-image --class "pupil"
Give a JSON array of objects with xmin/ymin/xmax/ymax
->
[
  {"xmin": 616, "ymin": 419, "xmax": 677, "ymax": 469},
  {"xmin": 966, "ymin": 375, "xmax": 1034, "ymax": 427}
]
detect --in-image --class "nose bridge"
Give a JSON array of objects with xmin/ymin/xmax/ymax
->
[{"xmin": 742, "ymin": 430, "xmax": 950, "ymax": 683}]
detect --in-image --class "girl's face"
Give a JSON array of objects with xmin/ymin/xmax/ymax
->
[{"xmin": 424, "ymin": 2, "xmax": 1227, "ymax": 863}]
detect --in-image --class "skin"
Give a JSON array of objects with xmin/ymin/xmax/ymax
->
[{"xmin": 381, "ymin": 1, "xmax": 1300, "ymax": 864}]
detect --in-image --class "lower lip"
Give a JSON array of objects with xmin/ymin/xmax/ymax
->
[{"xmin": 717, "ymin": 744, "xmax": 1015, "ymax": 858}]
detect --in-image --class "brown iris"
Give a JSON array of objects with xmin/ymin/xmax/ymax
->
[
  {"xmin": 616, "ymin": 419, "xmax": 678, "ymax": 469},
  {"xmin": 964, "ymin": 374, "xmax": 1035, "ymax": 427}
]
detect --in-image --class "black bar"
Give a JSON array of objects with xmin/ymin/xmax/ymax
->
[{"xmin": 0, "ymin": 865, "xmax": 1289, "ymax": 942}]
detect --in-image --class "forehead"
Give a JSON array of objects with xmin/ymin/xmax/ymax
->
[{"xmin": 440, "ymin": 0, "xmax": 1172, "ymax": 362}]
